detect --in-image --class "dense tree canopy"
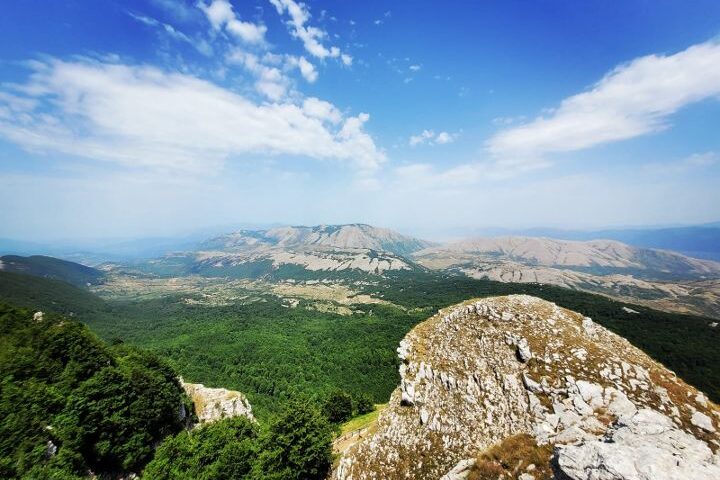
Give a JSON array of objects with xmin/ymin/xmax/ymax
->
[{"xmin": 0, "ymin": 303, "xmax": 187, "ymax": 478}]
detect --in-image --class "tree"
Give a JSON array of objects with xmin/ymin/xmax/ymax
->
[
  {"xmin": 354, "ymin": 393, "xmax": 375, "ymax": 415},
  {"xmin": 323, "ymin": 389, "xmax": 353, "ymax": 424},
  {"xmin": 144, "ymin": 416, "xmax": 258, "ymax": 480},
  {"xmin": 255, "ymin": 397, "xmax": 334, "ymax": 480}
]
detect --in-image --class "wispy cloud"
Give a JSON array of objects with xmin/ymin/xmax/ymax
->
[
  {"xmin": 199, "ymin": 0, "xmax": 267, "ymax": 44},
  {"xmin": 0, "ymin": 58, "xmax": 384, "ymax": 173},
  {"xmin": 268, "ymin": 0, "xmax": 351, "ymax": 65},
  {"xmin": 487, "ymin": 40, "xmax": 720, "ymax": 167},
  {"xmin": 127, "ymin": 11, "xmax": 211, "ymax": 55},
  {"xmin": 409, "ymin": 129, "xmax": 459, "ymax": 146},
  {"xmin": 643, "ymin": 151, "xmax": 719, "ymax": 175}
]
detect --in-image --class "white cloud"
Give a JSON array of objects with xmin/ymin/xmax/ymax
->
[
  {"xmin": 409, "ymin": 129, "xmax": 435, "ymax": 146},
  {"xmin": 302, "ymin": 97, "xmax": 341, "ymax": 123},
  {"xmin": 409, "ymin": 129, "xmax": 458, "ymax": 146},
  {"xmin": 434, "ymin": 131, "xmax": 456, "ymax": 144},
  {"xmin": 227, "ymin": 49, "xmax": 289, "ymax": 100},
  {"xmin": 0, "ymin": 58, "xmax": 384, "ymax": 173},
  {"xmin": 487, "ymin": 40, "xmax": 720, "ymax": 165},
  {"xmin": 409, "ymin": 64, "xmax": 421, "ymax": 72},
  {"xmin": 268, "ymin": 0, "xmax": 349, "ymax": 63},
  {"xmin": 295, "ymin": 56, "xmax": 318, "ymax": 83},
  {"xmin": 199, "ymin": 0, "xmax": 267, "ymax": 44}
]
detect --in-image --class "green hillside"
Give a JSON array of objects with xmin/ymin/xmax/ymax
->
[
  {"xmin": 0, "ymin": 255, "xmax": 103, "ymax": 287},
  {"xmin": 0, "ymin": 271, "xmax": 107, "ymax": 317},
  {"xmin": 0, "ymin": 302, "xmax": 187, "ymax": 478}
]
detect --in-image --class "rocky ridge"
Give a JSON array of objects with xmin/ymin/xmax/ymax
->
[
  {"xmin": 333, "ymin": 295, "xmax": 720, "ymax": 479},
  {"xmin": 456, "ymin": 262, "xmax": 720, "ymax": 319}
]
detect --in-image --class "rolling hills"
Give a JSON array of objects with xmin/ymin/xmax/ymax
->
[{"xmin": 0, "ymin": 254, "xmax": 104, "ymax": 287}]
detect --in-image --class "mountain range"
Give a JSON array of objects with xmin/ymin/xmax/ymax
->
[{"xmin": 4, "ymin": 223, "xmax": 720, "ymax": 319}]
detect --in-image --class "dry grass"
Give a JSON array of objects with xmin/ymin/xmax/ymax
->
[{"xmin": 468, "ymin": 434, "xmax": 554, "ymax": 480}]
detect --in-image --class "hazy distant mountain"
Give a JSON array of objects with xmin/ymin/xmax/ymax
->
[
  {"xmin": 0, "ymin": 255, "xmax": 104, "ymax": 287},
  {"xmin": 476, "ymin": 224, "xmax": 720, "ymax": 261},
  {"xmin": 414, "ymin": 236, "xmax": 720, "ymax": 280},
  {"xmin": 136, "ymin": 224, "xmax": 433, "ymax": 279},
  {"xmin": 413, "ymin": 236, "xmax": 720, "ymax": 318},
  {"xmin": 201, "ymin": 224, "xmax": 435, "ymax": 256}
]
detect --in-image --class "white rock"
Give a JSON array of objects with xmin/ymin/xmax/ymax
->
[
  {"xmin": 692, "ymin": 411, "xmax": 717, "ymax": 432},
  {"xmin": 181, "ymin": 380, "xmax": 254, "ymax": 424},
  {"xmin": 517, "ymin": 338, "xmax": 532, "ymax": 363}
]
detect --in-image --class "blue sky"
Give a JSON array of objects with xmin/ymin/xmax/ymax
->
[{"xmin": 1, "ymin": 0, "xmax": 720, "ymax": 240}]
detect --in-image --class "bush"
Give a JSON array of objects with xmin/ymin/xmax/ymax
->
[
  {"xmin": 354, "ymin": 393, "xmax": 375, "ymax": 415},
  {"xmin": 323, "ymin": 389, "xmax": 354, "ymax": 423}
]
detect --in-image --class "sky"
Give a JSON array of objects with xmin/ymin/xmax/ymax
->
[{"xmin": 1, "ymin": 0, "xmax": 720, "ymax": 241}]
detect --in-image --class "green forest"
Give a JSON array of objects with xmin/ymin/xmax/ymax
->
[
  {"xmin": 0, "ymin": 302, "xmax": 337, "ymax": 479},
  {"xmin": 2, "ymin": 268, "xmax": 719, "ymax": 421}
]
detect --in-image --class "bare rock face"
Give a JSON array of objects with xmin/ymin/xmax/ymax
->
[
  {"xmin": 556, "ymin": 409, "xmax": 720, "ymax": 480},
  {"xmin": 180, "ymin": 380, "xmax": 255, "ymax": 424},
  {"xmin": 332, "ymin": 295, "xmax": 720, "ymax": 480}
]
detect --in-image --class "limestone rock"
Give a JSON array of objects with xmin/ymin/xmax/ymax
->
[
  {"xmin": 180, "ymin": 379, "xmax": 254, "ymax": 424},
  {"xmin": 556, "ymin": 409, "xmax": 720, "ymax": 480}
]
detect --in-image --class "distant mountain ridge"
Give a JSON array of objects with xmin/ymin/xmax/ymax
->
[
  {"xmin": 414, "ymin": 236, "xmax": 720, "ymax": 279},
  {"xmin": 132, "ymin": 224, "xmax": 433, "ymax": 279},
  {"xmin": 201, "ymin": 224, "xmax": 435, "ymax": 256}
]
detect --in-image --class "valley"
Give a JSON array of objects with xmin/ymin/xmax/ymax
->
[{"xmin": 2, "ymin": 224, "xmax": 720, "ymax": 479}]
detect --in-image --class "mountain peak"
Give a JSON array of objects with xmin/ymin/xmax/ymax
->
[{"xmin": 203, "ymin": 223, "xmax": 434, "ymax": 257}]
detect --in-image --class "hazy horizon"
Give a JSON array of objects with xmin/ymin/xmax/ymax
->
[{"xmin": 2, "ymin": 1, "xmax": 720, "ymax": 240}]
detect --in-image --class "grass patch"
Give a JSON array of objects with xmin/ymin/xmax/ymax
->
[
  {"xmin": 468, "ymin": 434, "xmax": 553, "ymax": 480},
  {"xmin": 341, "ymin": 404, "xmax": 387, "ymax": 435}
]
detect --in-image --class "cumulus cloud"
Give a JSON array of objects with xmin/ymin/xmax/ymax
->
[
  {"xmin": 199, "ymin": 0, "xmax": 267, "ymax": 44},
  {"xmin": 302, "ymin": 97, "xmax": 342, "ymax": 123},
  {"xmin": 268, "ymin": 0, "xmax": 351, "ymax": 64},
  {"xmin": 292, "ymin": 56, "xmax": 318, "ymax": 83},
  {"xmin": 0, "ymin": 58, "xmax": 384, "ymax": 173},
  {"xmin": 409, "ymin": 129, "xmax": 458, "ymax": 146},
  {"xmin": 487, "ymin": 40, "xmax": 720, "ymax": 165}
]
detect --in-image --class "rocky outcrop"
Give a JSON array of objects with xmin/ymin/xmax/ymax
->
[
  {"xmin": 333, "ymin": 295, "xmax": 720, "ymax": 479},
  {"xmin": 180, "ymin": 380, "xmax": 255, "ymax": 424}
]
